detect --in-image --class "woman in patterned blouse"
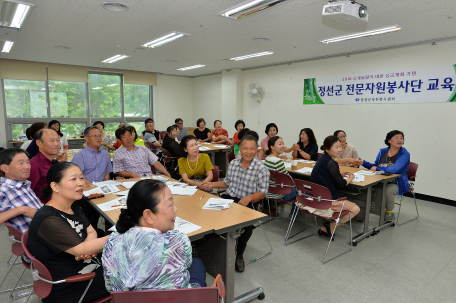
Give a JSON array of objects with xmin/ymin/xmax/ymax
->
[{"xmin": 102, "ymin": 179, "xmax": 207, "ymax": 291}]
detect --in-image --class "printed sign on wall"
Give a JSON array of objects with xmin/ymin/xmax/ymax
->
[{"xmin": 303, "ymin": 64, "xmax": 456, "ymax": 104}]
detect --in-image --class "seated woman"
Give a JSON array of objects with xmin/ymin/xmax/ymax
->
[
  {"xmin": 178, "ymin": 135, "xmax": 214, "ymax": 191},
  {"xmin": 351, "ymin": 130, "xmax": 410, "ymax": 222},
  {"xmin": 27, "ymin": 162, "xmax": 109, "ymax": 303},
  {"xmin": 126, "ymin": 125, "xmax": 145, "ymax": 147},
  {"xmin": 261, "ymin": 123, "xmax": 295, "ymax": 160},
  {"xmin": 162, "ymin": 125, "xmax": 181, "ymax": 177},
  {"xmin": 211, "ymin": 120, "xmax": 229, "ymax": 144},
  {"xmin": 310, "ymin": 136, "xmax": 360, "ymax": 238},
  {"xmin": 193, "ymin": 118, "xmax": 212, "ymax": 142},
  {"xmin": 264, "ymin": 136, "xmax": 298, "ymax": 218},
  {"xmin": 233, "ymin": 120, "xmax": 245, "ymax": 144},
  {"xmin": 333, "ymin": 130, "xmax": 359, "ymax": 166},
  {"xmin": 102, "ymin": 179, "xmax": 206, "ymax": 291},
  {"xmin": 292, "ymin": 128, "xmax": 318, "ymax": 161},
  {"xmin": 48, "ymin": 120, "xmax": 68, "ymax": 151}
]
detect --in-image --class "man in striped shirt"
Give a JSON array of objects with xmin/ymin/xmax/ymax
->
[{"xmin": 0, "ymin": 149, "xmax": 42, "ymax": 233}]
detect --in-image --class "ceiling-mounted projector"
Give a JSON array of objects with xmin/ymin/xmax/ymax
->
[{"xmin": 323, "ymin": 1, "xmax": 368, "ymax": 24}]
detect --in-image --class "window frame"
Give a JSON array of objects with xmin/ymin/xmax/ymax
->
[{"xmin": 2, "ymin": 75, "xmax": 154, "ymax": 144}]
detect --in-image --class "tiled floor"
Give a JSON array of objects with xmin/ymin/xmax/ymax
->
[{"xmin": 1, "ymin": 196, "xmax": 455, "ymax": 303}]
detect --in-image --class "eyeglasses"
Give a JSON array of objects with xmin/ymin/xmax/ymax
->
[
  {"xmin": 88, "ymin": 135, "xmax": 102, "ymax": 138},
  {"xmin": 337, "ymin": 135, "xmax": 347, "ymax": 139}
]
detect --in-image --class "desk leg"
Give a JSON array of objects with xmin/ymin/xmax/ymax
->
[
  {"xmin": 375, "ymin": 181, "xmax": 395, "ymax": 231},
  {"xmin": 224, "ymin": 232, "xmax": 236, "ymax": 303},
  {"xmin": 352, "ymin": 186, "xmax": 373, "ymax": 245}
]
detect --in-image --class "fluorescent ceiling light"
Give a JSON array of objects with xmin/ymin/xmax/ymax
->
[
  {"xmin": 177, "ymin": 64, "xmax": 205, "ymax": 71},
  {"xmin": 1, "ymin": 40, "xmax": 14, "ymax": 53},
  {"xmin": 143, "ymin": 32, "xmax": 188, "ymax": 48},
  {"xmin": 320, "ymin": 25, "xmax": 402, "ymax": 44},
  {"xmin": 102, "ymin": 54, "xmax": 129, "ymax": 63},
  {"xmin": 0, "ymin": 1, "xmax": 34, "ymax": 30},
  {"xmin": 220, "ymin": 0, "xmax": 292, "ymax": 20},
  {"xmin": 230, "ymin": 51, "xmax": 275, "ymax": 61}
]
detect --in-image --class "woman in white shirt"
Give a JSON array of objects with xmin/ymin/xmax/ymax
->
[{"xmin": 49, "ymin": 120, "xmax": 68, "ymax": 151}]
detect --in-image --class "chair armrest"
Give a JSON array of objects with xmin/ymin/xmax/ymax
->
[
  {"xmin": 91, "ymin": 295, "xmax": 112, "ymax": 303},
  {"xmin": 216, "ymin": 189, "xmax": 227, "ymax": 195},
  {"xmin": 337, "ymin": 197, "xmax": 347, "ymax": 201},
  {"xmin": 65, "ymin": 272, "xmax": 96, "ymax": 283},
  {"xmin": 217, "ymin": 280, "xmax": 226, "ymax": 299}
]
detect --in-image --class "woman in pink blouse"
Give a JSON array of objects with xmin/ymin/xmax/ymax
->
[{"xmin": 333, "ymin": 130, "xmax": 359, "ymax": 166}]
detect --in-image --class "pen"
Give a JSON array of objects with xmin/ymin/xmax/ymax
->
[
  {"xmin": 111, "ymin": 204, "xmax": 123, "ymax": 208},
  {"xmin": 200, "ymin": 195, "xmax": 204, "ymax": 200}
]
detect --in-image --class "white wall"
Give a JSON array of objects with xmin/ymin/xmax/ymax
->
[
  {"xmin": 192, "ymin": 74, "xmax": 222, "ymax": 129},
  {"xmin": 155, "ymin": 74, "xmax": 193, "ymax": 131},
  {"xmin": 192, "ymin": 40, "xmax": 456, "ymax": 200},
  {"xmin": 0, "ymin": 83, "xmax": 6, "ymax": 147}
]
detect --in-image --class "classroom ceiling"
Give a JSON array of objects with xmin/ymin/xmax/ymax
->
[{"xmin": 0, "ymin": 0, "xmax": 455, "ymax": 77}]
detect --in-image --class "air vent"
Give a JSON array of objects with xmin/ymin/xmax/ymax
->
[
  {"xmin": 101, "ymin": 2, "xmax": 129, "ymax": 12},
  {"xmin": 220, "ymin": 0, "xmax": 293, "ymax": 20},
  {"xmin": 253, "ymin": 37, "xmax": 269, "ymax": 42},
  {"xmin": 324, "ymin": 5, "xmax": 342, "ymax": 13}
]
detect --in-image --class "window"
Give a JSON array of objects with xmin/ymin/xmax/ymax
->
[
  {"xmin": 103, "ymin": 122, "xmax": 122, "ymax": 138},
  {"xmin": 60, "ymin": 122, "xmax": 87, "ymax": 139},
  {"xmin": 4, "ymin": 80, "xmax": 47, "ymax": 118},
  {"xmin": 124, "ymin": 84, "xmax": 150, "ymax": 117},
  {"xmin": 49, "ymin": 81, "xmax": 87, "ymax": 118},
  {"xmin": 89, "ymin": 74, "xmax": 121, "ymax": 118},
  {"xmin": 11, "ymin": 123, "xmax": 32, "ymax": 141}
]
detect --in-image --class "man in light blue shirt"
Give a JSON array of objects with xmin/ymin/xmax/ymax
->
[
  {"xmin": 175, "ymin": 118, "xmax": 189, "ymax": 141},
  {"xmin": 72, "ymin": 126, "xmax": 112, "ymax": 184}
]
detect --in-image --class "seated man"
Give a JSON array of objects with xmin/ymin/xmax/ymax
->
[
  {"xmin": 144, "ymin": 118, "xmax": 162, "ymax": 147},
  {"xmin": 175, "ymin": 118, "xmax": 189, "ymax": 141},
  {"xmin": 113, "ymin": 127, "xmax": 170, "ymax": 178},
  {"xmin": 72, "ymin": 126, "xmax": 112, "ymax": 185},
  {"xmin": 0, "ymin": 149, "xmax": 42, "ymax": 233},
  {"xmin": 28, "ymin": 128, "xmax": 67, "ymax": 203},
  {"xmin": 208, "ymin": 135, "xmax": 270, "ymax": 273}
]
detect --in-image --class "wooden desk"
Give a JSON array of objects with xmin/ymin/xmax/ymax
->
[
  {"xmin": 199, "ymin": 143, "xmax": 233, "ymax": 172},
  {"xmin": 285, "ymin": 160, "xmax": 400, "ymax": 245},
  {"xmin": 86, "ymin": 178, "xmax": 266, "ymax": 303}
]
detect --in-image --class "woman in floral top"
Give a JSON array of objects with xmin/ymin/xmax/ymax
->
[{"xmin": 102, "ymin": 180, "xmax": 206, "ymax": 291}]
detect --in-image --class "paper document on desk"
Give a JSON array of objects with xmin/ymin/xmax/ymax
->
[
  {"xmin": 114, "ymin": 190, "xmax": 129, "ymax": 196},
  {"xmin": 344, "ymin": 175, "xmax": 365, "ymax": 182},
  {"xmin": 93, "ymin": 180, "xmax": 122, "ymax": 187},
  {"xmin": 296, "ymin": 160, "xmax": 315, "ymax": 164},
  {"xmin": 202, "ymin": 198, "xmax": 234, "ymax": 210},
  {"xmin": 296, "ymin": 167, "xmax": 313, "ymax": 174},
  {"xmin": 170, "ymin": 187, "xmax": 198, "ymax": 196},
  {"xmin": 151, "ymin": 175, "xmax": 169, "ymax": 182},
  {"xmin": 214, "ymin": 145, "xmax": 228, "ymax": 148},
  {"xmin": 199, "ymin": 146, "xmax": 210, "ymax": 150},
  {"xmin": 84, "ymin": 183, "xmax": 119, "ymax": 195},
  {"xmin": 121, "ymin": 181, "xmax": 137, "ymax": 189},
  {"xmin": 166, "ymin": 181, "xmax": 185, "ymax": 187},
  {"xmin": 97, "ymin": 196, "xmax": 127, "ymax": 212},
  {"xmin": 173, "ymin": 217, "xmax": 202, "ymax": 234},
  {"xmin": 284, "ymin": 162, "xmax": 292, "ymax": 168},
  {"xmin": 83, "ymin": 187, "xmax": 103, "ymax": 196},
  {"xmin": 355, "ymin": 170, "xmax": 376, "ymax": 176}
]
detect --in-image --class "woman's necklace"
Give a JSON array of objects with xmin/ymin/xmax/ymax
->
[{"xmin": 187, "ymin": 154, "xmax": 199, "ymax": 171}]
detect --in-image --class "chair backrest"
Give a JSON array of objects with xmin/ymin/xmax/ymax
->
[
  {"xmin": 294, "ymin": 179, "xmax": 333, "ymax": 210},
  {"xmin": 407, "ymin": 162, "xmax": 418, "ymax": 181},
  {"xmin": 111, "ymin": 287, "xmax": 219, "ymax": 303},
  {"xmin": 227, "ymin": 151, "xmax": 234, "ymax": 164},
  {"xmin": 212, "ymin": 165, "xmax": 219, "ymax": 182},
  {"xmin": 159, "ymin": 131, "xmax": 167, "ymax": 141},
  {"xmin": 268, "ymin": 171, "xmax": 294, "ymax": 196},
  {"xmin": 145, "ymin": 142, "xmax": 158, "ymax": 153},
  {"xmin": 4, "ymin": 223, "xmax": 24, "ymax": 256},
  {"xmin": 21, "ymin": 230, "xmax": 54, "ymax": 298},
  {"xmin": 317, "ymin": 153, "xmax": 323, "ymax": 159}
]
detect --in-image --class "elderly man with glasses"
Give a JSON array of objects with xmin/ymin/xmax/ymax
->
[{"xmin": 72, "ymin": 126, "xmax": 113, "ymax": 185}]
